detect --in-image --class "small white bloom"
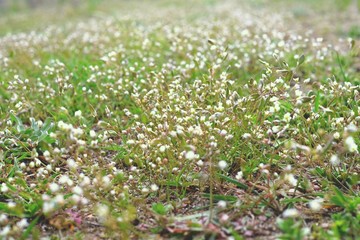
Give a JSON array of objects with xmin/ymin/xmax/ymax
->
[
  {"xmin": 81, "ymin": 176, "xmax": 91, "ymax": 186},
  {"xmin": 43, "ymin": 150, "xmax": 50, "ymax": 158},
  {"xmin": 345, "ymin": 136, "xmax": 358, "ymax": 153},
  {"xmin": 217, "ymin": 200, "xmax": 227, "ymax": 208},
  {"xmin": 242, "ymin": 133, "xmax": 251, "ymax": 139},
  {"xmin": 43, "ymin": 201, "xmax": 56, "ymax": 214},
  {"xmin": 54, "ymin": 194, "xmax": 65, "ymax": 205},
  {"xmin": 58, "ymin": 175, "xmax": 73, "ymax": 186},
  {"xmin": 330, "ymin": 155, "xmax": 340, "ymax": 166},
  {"xmin": 89, "ymin": 130, "xmax": 97, "ymax": 138},
  {"xmin": 284, "ymin": 174, "xmax": 297, "ymax": 186},
  {"xmin": 196, "ymin": 160, "xmax": 204, "ymax": 166},
  {"xmin": 235, "ymin": 171, "xmax": 243, "ymax": 180},
  {"xmin": 67, "ymin": 159, "xmax": 77, "ymax": 169},
  {"xmin": 283, "ymin": 208, "xmax": 299, "ymax": 218},
  {"xmin": 0, "ymin": 225, "xmax": 11, "ymax": 236},
  {"xmin": 1, "ymin": 183, "xmax": 8, "ymax": 193},
  {"xmin": 96, "ymin": 204, "xmax": 109, "ymax": 221},
  {"xmin": 283, "ymin": 112, "xmax": 291, "ymax": 122},
  {"xmin": 185, "ymin": 151, "xmax": 196, "ymax": 160},
  {"xmin": 315, "ymin": 145, "xmax": 323, "ymax": 153},
  {"xmin": 72, "ymin": 128, "xmax": 84, "ymax": 137},
  {"xmin": 225, "ymin": 134, "xmax": 234, "ymax": 140},
  {"xmin": 20, "ymin": 162, "xmax": 26, "ymax": 169},
  {"xmin": 309, "ymin": 198, "xmax": 323, "ymax": 211},
  {"xmin": 150, "ymin": 184, "xmax": 159, "ymax": 191},
  {"xmin": 72, "ymin": 186, "xmax": 83, "ymax": 195},
  {"xmin": 102, "ymin": 176, "xmax": 111, "ymax": 187},
  {"xmin": 71, "ymin": 194, "xmax": 81, "ymax": 203},
  {"xmin": 220, "ymin": 213, "xmax": 229, "ymax": 222},
  {"xmin": 58, "ymin": 121, "xmax": 72, "ymax": 131},
  {"xmin": 346, "ymin": 123, "xmax": 358, "ymax": 133},
  {"xmin": 35, "ymin": 158, "xmax": 42, "ymax": 167},
  {"xmin": 218, "ymin": 160, "xmax": 227, "ymax": 170},
  {"xmin": 219, "ymin": 129, "xmax": 227, "ymax": 136},
  {"xmin": 159, "ymin": 145, "xmax": 166, "ymax": 153},
  {"xmin": 74, "ymin": 110, "xmax": 82, "ymax": 118},
  {"xmin": 16, "ymin": 219, "xmax": 28, "ymax": 229},
  {"xmin": 49, "ymin": 183, "xmax": 60, "ymax": 193},
  {"xmin": 50, "ymin": 132, "xmax": 57, "ymax": 138},
  {"xmin": 272, "ymin": 126, "xmax": 280, "ymax": 133},
  {"xmin": 333, "ymin": 132, "xmax": 340, "ymax": 140},
  {"xmin": 0, "ymin": 214, "xmax": 7, "ymax": 224}
]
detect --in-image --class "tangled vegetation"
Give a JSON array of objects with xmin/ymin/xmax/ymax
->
[{"xmin": 0, "ymin": 0, "xmax": 359, "ymax": 239}]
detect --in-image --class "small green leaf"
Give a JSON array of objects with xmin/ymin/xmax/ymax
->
[
  {"xmin": 330, "ymin": 187, "xmax": 347, "ymax": 208},
  {"xmin": 10, "ymin": 114, "xmax": 25, "ymax": 133},
  {"xmin": 21, "ymin": 215, "xmax": 40, "ymax": 240},
  {"xmin": 314, "ymin": 91, "xmax": 320, "ymax": 113},
  {"xmin": 152, "ymin": 203, "xmax": 170, "ymax": 215},
  {"xmin": 217, "ymin": 173, "xmax": 248, "ymax": 190},
  {"xmin": 297, "ymin": 54, "xmax": 305, "ymax": 66}
]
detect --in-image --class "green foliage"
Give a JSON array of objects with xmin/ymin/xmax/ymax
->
[
  {"xmin": 10, "ymin": 114, "xmax": 55, "ymax": 144},
  {"xmin": 152, "ymin": 203, "xmax": 172, "ymax": 215},
  {"xmin": 277, "ymin": 218, "xmax": 309, "ymax": 240},
  {"xmin": 334, "ymin": 0, "xmax": 353, "ymax": 10},
  {"xmin": 0, "ymin": 0, "xmax": 359, "ymax": 239}
]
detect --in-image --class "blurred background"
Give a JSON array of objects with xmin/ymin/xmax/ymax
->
[
  {"xmin": 0, "ymin": 0, "xmax": 87, "ymax": 9},
  {"xmin": 0, "ymin": 0, "xmax": 359, "ymax": 39}
]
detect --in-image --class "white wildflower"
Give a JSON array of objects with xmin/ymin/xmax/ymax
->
[
  {"xmin": 346, "ymin": 123, "xmax": 357, "ymax": 133},
  {"xmin": 67, "ymin": 158, "xmax": 77, "ymax": 169},
  {"xmin": 235, "ymin": 171, "xmax": 243, "ymax": 180},
  {"xmin": 0, "ymin": 214, "xmax": 7, "ymax": 224},
  {"xmin": 345, "ymin": 136, "xmax": 358, "ymax": 153},
  {"xmin": 74, "ymin": 110, "xmax": 82, "ymax": 118},
  {"xmin": 242, "ymin": 133, "xmax": 251, "ymax": 139},
  {"xmin": 185, "ymin": 151, "xmax": 196, "ymax": 160},
  {"xmin": 89, "ymin": 130, "xmax": 97, "ymax": 138},
  {"xmin": 284, "ymin": 174, "xmax": 297, "ymax": 186},
  {"xmin": 16, "ymin": 219, "xmax": 28, "ymax": 229},
  {"xmin": 159, "ymin": 145, "xmax": 166, "ymax": 152},
  {"xmin": 43, "ymin": 201, "xmax": 56, "ymax": 214},
  {"xmin": 1, "ymin": 183, "xmax": 8, "ymax": 193},
  {"xmin": 330, "ymin": 155, "xmax": 340, "ymax": 166},
  {"xmin": 72, "ymin": 186, "xmax": 83, "ymax": 195},
  {"xmin": 283, "ymin": 112, "xmax": 291, "ymax": 122},
  {"xmin": 96, "ymin": 204, "xmax": 109, "ymax": 222},
  {"xmin": 309, "ymin": 198, "xmax": 323, "ymax": 211},
  {"xmin": 283, "ymin": 208, "xmax": 299, "ymax": 218},
  {"xmin": 196, "ymin": 160, "xmax": 204, "ymax": 166},
  {"xmin": 0, "ymin": 225, "xmax": 10, "ymax": 237},
  {"xmin": 102, "ymin": 176, "xmax": 111, "ymax": 187},
  {"xmin": 272, "ymin": 126, "xmax": 280, "ymax": 133},
  {"xmin": 218, "ymin": 160, "xmax": 227, "ymax": 170},
  {"xmin": 49, "ymin": 183, "xmax": 60, "ymax": 193},
  {"xmin": 217, "ymin": 200, "xmax": 227, "ymax": 208},
  {"xmin": 150, "ymin": 184, "xmax": 159, "ymax": 191}
]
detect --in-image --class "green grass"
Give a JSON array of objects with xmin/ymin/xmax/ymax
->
[{"xmin": 0, "ymin": 0, "xmax": 359, "ymax": 239}]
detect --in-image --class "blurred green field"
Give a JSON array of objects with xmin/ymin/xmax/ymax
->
[{"xmin": 0, "ymin": 0, "xmax": 359, "ymax": 37}]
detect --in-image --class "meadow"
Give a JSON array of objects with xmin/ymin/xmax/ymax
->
[{"xmin": 0, "ymin": 0, "xmax": 359, "ymax": 239}]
